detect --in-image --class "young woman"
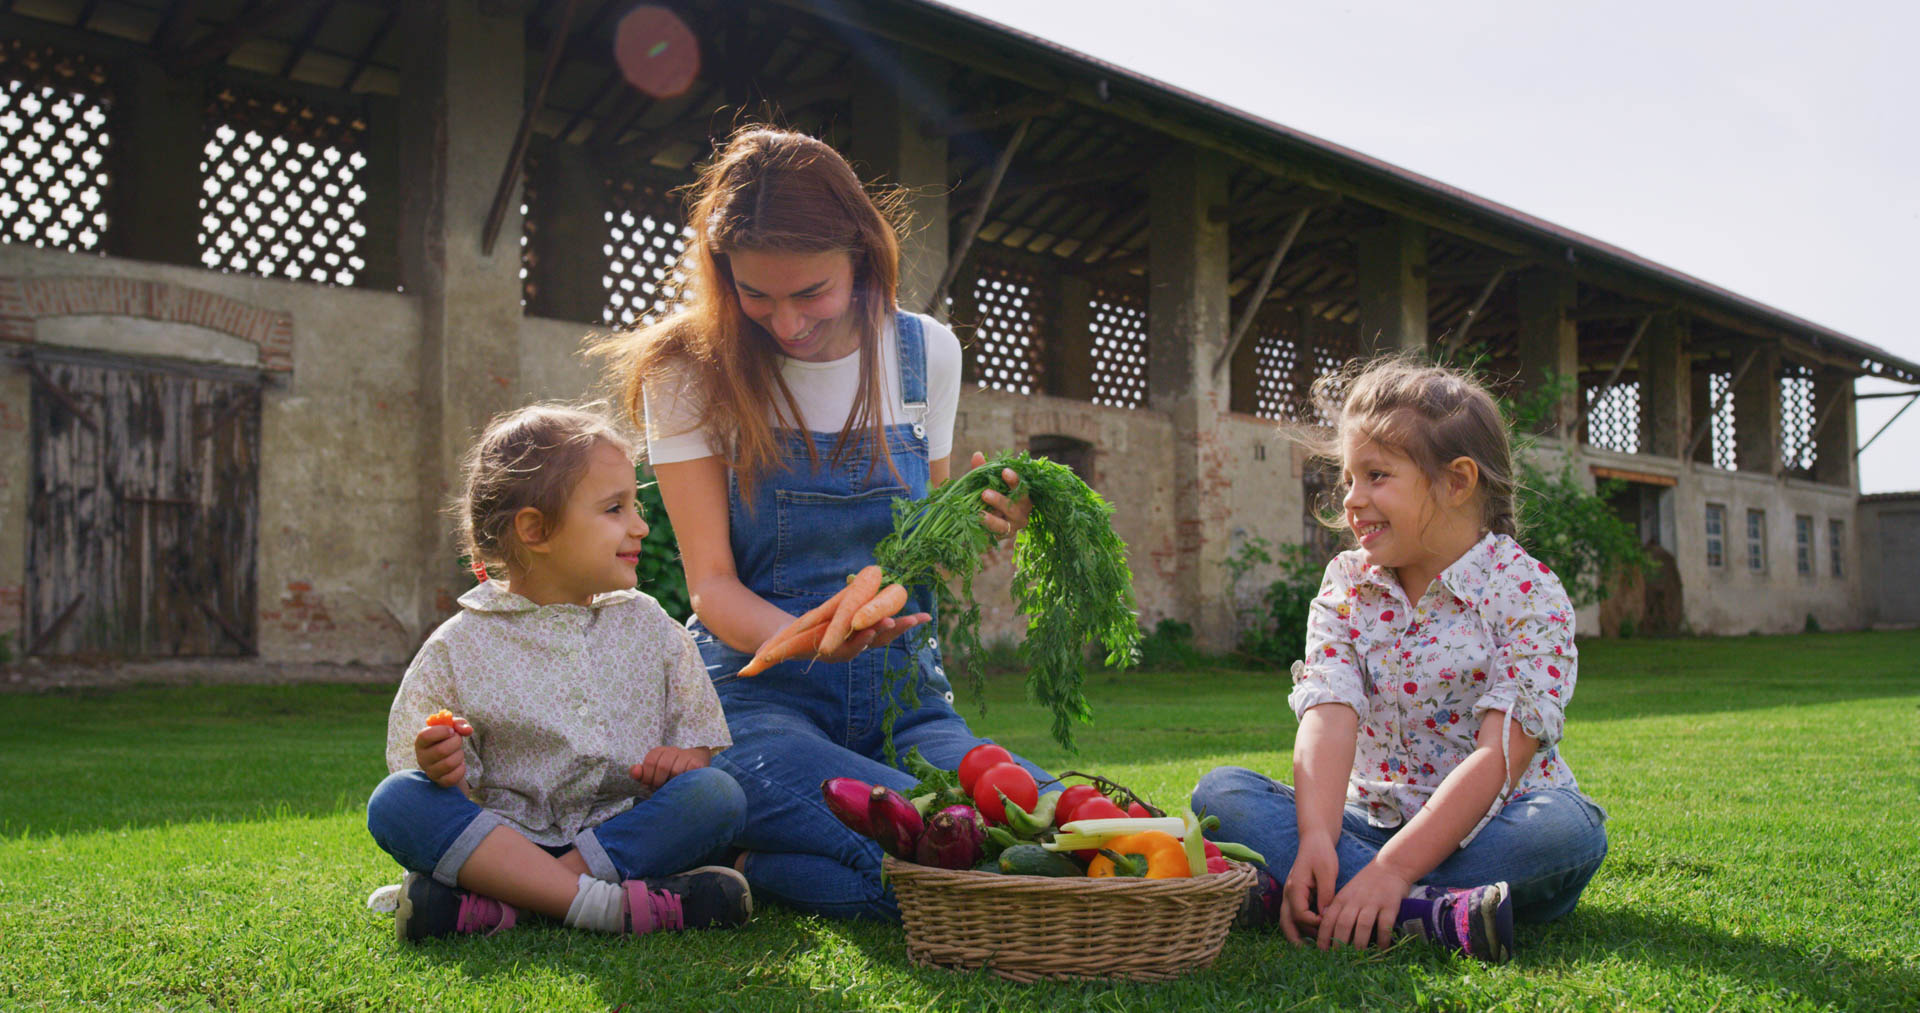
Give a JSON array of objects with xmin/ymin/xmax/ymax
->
[{"xmin": 602, "ymin": 127, "xmax": 1047, "ymax": 920}]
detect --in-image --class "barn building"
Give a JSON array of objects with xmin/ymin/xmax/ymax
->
[{"xmin": 2, "ymin": 0, "xmax": 1914, "ymax": 663}]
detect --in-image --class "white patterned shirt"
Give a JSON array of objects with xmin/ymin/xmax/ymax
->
[
  {"xmin": 1289, "ymin": 532, "xmax": 1584, "ymax": 843},
  {"xmin": 385, "ymin": 580, "xmax": 731, "ymax": 846}
]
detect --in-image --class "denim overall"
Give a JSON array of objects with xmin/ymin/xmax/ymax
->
[{"xmin": 693, "ymin": 311, "xmax": 1048, "ymax": 921}]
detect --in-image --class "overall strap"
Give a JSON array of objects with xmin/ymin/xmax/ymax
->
[{"xmin": 894, "ymin": 310, "xmax": 928, "ymax": 418}]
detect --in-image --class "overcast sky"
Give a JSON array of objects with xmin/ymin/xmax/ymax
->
[{"xmin": 940, "ymin": 0, "xmax": 1920, "ymax": 493}]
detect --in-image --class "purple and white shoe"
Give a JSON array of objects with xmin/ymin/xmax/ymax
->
[{"xmin": 1396, "ymin": 881, "xmax": 1514, "ymax": 963}]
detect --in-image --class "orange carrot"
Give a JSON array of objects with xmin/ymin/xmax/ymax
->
[
  {"xmin": 850, "ymin": 583, "xmax": 910, "ymax": 632},
  {"xmin": 739, "ymin": 623, "xmax": 829, "ymax": 677},
  {"xmin": 425, "ymin": 709, "xmax": 455, "ymax": 728},
  {"xmin": 740, "ymin": 587, "xmax": 848, "ymax": 677},
  {"xmin": 819, "ymin": 565, "xmax": 884, "ymax": 654}
]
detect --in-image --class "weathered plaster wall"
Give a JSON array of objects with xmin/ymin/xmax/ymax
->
[
  {"xmin": 0, "ymin": 246, "xmax": 425, "ymax": 662},
  {"xmin": 1858, "ymin": 494, "xmax": 1920, "ymax": 627},
  {"xmin": 1557, "ymin": 437, "xmax": 1862, "ymax": 636}
]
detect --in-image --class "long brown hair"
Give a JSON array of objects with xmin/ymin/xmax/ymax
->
[
  {"xmin": 599, "ymin": 126, "xmax": 906, "ymax": 499},
  {"xmin": 1304, "ymin": 355, "xmax": 1518, "ymax": 542}
]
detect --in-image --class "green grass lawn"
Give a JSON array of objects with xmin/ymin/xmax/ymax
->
[{"xmin": 3, "ymin": 631, "xmax": 1917, "ymax": 1011}]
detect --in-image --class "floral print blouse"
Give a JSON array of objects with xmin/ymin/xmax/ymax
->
[
  {"xmin": 385, "ymin": 581, "xmax": 732, "ymax": 847},
  {"xmin": 1288, "ymin": 532, "xmax": 1584, "ymax": 844}
]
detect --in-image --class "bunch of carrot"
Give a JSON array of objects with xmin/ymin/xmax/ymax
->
[{"xmin": 738, "ymin": 564, "xmax": 911, "ymax": 677}]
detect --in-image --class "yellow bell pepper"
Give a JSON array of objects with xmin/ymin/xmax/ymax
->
[{"xmin": 1085, "ymin": 831, "xmax": 1191, "ymax": 879}]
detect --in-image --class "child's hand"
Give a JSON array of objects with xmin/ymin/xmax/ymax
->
[
  {"xmin": 969, "ymin": 451, "xmax": 1030, "ymax": 540},
  {"xmin": 1281, "ymin": 837, "xmax": 1339, "ymax": 945},
  {"xmin": 413, "ymin": 716, "xmax": 473, "ymax": 788},
  {"xmin": 1315, "ymin": 860, "xmax": 1413, "ymax": 952},
  {"xmin": 630, "ymin": 746, "xmax": 712, "ymax": 789}
]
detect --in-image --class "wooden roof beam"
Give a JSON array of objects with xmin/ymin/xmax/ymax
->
[
  {"xmin": 276, "ymin": 0, "xmax": 335, "ymax": 78},
  {"xmin": 920, "ymin": 94, "xmax": 1066, "ymax": 138},
  {"xmin": 168, "ymin": 0, "xmax": 315, "ymax": 74},
  {"xmin": 949, "ymin": 149, "xmax": 1157, "ymax": 213}
]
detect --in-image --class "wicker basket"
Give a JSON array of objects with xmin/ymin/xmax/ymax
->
[{"xmin": 883, "ymin": 855, "xmax": 1255, "ymax": 982}]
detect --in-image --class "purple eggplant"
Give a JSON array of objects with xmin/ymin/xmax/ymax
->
[
  {"xmin": 913, "ymin": 804, "xmax": 987, "ymax": 870},
  {"xmin": 821, "ymin": 777, "xmax": 875, "ymax": 837},
  {"xmin": 867, "ymin": 784, "xmax": 925, "ymax": 860}
]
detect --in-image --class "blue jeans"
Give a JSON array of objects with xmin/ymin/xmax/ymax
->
[
  {"xmin": 712, "ymin": 654, "xmax": 1051, "ymax": 921},
  {"xmin": 366, "ymin": 766, "xmax": 747, "ymax": 888},
  {"xmin": 692, "ymin": 311, "xmax": 1053, "ymax": 922},
  {"xmin": 1191, "ymin": 766, "xmax": 1606, "ymax": 923}
]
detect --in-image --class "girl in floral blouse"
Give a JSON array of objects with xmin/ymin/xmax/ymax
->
[
  {"xmin": 366, "ymin": 404, "xmax": 751, "ymax": 942},
  {"xmin": 1193, "ymin": 358, "xmax": 1607, "ymax": 963}
]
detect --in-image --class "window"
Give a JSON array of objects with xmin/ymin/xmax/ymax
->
[
  {"xmin": 198, "ymin": 87, "xmax": 369, "ymax": 286},
  {"xmin": 1746, "ymin": 509, "xmax": 1767, "ymax": 573},
  {"xmin": 1829, "ymin": 520, "xmax": 1845, "ymax": 578},
  {"xmin": 0, "ymin": 40, "xmax": 112, "ymax": 253},
  {"xmin": 1795, "ymin": 514, "xmax": 1813, "ymax": 577},
  {"xmin": 1704, "ymin": 503, "xmax": 1725, "ymax": 568}
]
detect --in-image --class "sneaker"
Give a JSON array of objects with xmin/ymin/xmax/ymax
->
[
  {"xmin": 394, "ymin": 871, "xmax": 518, "ymax": 943},
  {"xmin": 366, "ymin": 881, "xmax": 402, "ymax": 914},
  {"xmin": 1233, "ymin": 865, "xmax": 1286, "ymax": 931},
  {"xmin": 1396, "ymin": 881, "xmax": 1514, "ymax": 963},
  {"xmin": 623, "ymin": 865, "xmax": 752, "ymax": 933}
]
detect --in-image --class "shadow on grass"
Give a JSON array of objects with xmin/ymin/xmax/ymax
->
[
  {"xmin": 403, "ymin": 912, "xmax": 906, "ymax": 1011},
  {"xmin": 1529, "ymin": 905, "xmax": 1917, "ymax": 1011}
]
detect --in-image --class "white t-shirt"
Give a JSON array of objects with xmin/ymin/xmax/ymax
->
[{"xmin": 644, "ymin": 313, "xmax": 964, "ymax": 465}]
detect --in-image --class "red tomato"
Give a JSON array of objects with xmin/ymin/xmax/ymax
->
[
  {"xmin": 957, "ymin": 743, "xmax": 1013, "ymax": 798},
  {"xmin": 1067, "ymin": 796, "xmax": 1129, "ymax": 860},
  {"xmin": 1204, "ymin": 840, "xmax": 1222, "ymax": 859},
  {"xmin": 1068, "ymin": 797, "xmax": 1127, "ymax": 824},
  {"xmin": 972, "ymin": 762, "xmax": 1039, "ymax": 825},
  {"xmin": 1126, "ymin": 801, "xmax": 1153, "ymax": 819},
  {"xmin": 1053, "ymin": 784, "xmax": 1104, "ymax": 828}
]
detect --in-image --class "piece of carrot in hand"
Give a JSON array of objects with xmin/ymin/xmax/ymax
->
[
  {"xmin": 850, "ymin": 583, "xmax": 910, "ymax": 632},
  {"xmin": 425, "ymin": 709, "xmax": 455, "ymax": 728},
  {"xmin": 739, "ymin": 623, "xmax": 830, "ymax": 677},
  {"xmin": 819, "ymin": 565, "xmax": 884, "ymax": 654}
]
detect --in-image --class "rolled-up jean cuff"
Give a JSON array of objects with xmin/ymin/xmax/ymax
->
[
  {"xmin": 573, "ymin": 828, "xmax": 620, "ymax": 883},
  {"xmin": 432, "ymin": 808, "xmax": 507, "ymax": 887}
]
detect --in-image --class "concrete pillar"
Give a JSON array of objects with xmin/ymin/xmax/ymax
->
[
  {"xmin": 1047, "ymin": 274, "xmax": 1095, "ymax": 401},
  {"xmin": 1641, "ymin": 312, "xmax": 1690, "ymax": 458},
  {"xmin": 1733, "ymin": 345, "xmax": 1781, "ymax": 473},
  {"xmin": 849, "ymin": 42, "xmax": 949, "ymax": 316},
  {"xmin": 1148, "ymin": 145, "xmax": 1234, "ymax": 650},
  {"xmin": 1813, "ymin": 369, "xmax": 1855, "ymax": 488},
  {"xmin": 105, "ymin": 59, "xmax": 202, "ymax": 267},
  {"xmin": 527, "ymin": 139, "xmax": 611, "ymax": 323},
  {"xmin": 1514, "ymin": 268, "xmax": 1579, "ymax": 437},
  {"xmin": 397, "ymin": 0, "xmax": 528, "ymax": 629},
  {"xmin": 356, "ymin": 94, "xmax": 403, "ymax": 291},
  {"xmin": 1691, "ymin": 365, "xmax": 1716, "ymax": 465},
  {"xmin": 1355, "ymin": 219, "xmax": 1428, "ymax": 357}
]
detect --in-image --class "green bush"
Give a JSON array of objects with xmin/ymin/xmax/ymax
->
[
  {"xmin": 635, "ymin": 468, "xmax": 692, "ymax": 622},
  {"xmin": 1224, "ymin": 536, "xmax": 1328, "ymax": 667},
  {"xmin": 1503, "ymin": 372, "xmax": 1652, "ymax": 608}
]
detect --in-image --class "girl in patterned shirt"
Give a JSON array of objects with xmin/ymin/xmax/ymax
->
[
  {"xmin": 1193, "ymin": 357, "xmax": 1608, "ymax": 963},
  {"xmin": 367, "ymin": 404, "xmax": 752, "ymax": 942}
]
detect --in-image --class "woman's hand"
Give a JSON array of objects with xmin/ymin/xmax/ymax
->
[
  {"xmin": 811, "ymin": 611, "xmax": 931, "ymax": 663},
  {"xmin": 1315, "ymin": 859, "xmax": 1414, "ymax": 952},
  {"xmin": 414, "ymin": 717, "xmax": 473, "ymax": 789},
  {"xmin": 630, "ymin": 746, "xmax": 712, "ymax": 788},
  {"xmin": 1280, "ymin": 835, "xmax": 1339, "ymax": 944},
  {"xmin": 969, "ymin": 451, "xmax": 1030, "ymax": 539}
]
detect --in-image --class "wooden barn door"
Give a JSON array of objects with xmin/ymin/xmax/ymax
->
[{"xmin": 25, "ymin": 352, "xmax": 262, "ymax": 657}]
